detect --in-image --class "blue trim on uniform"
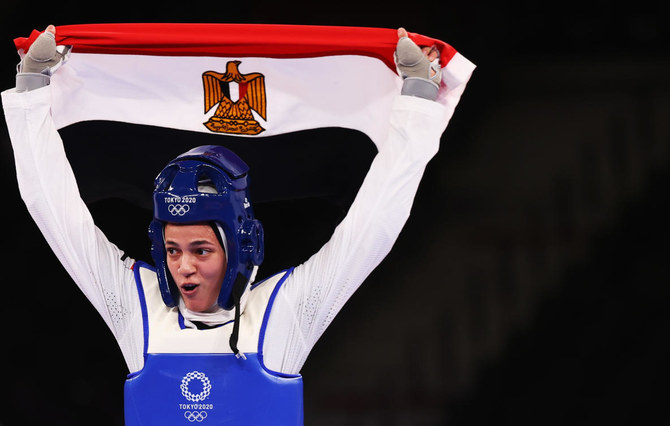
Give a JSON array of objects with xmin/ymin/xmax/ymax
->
[
  {"xmin": 178, "ymin": 309, "xmax": 235, "ymax": 329},
  {"xmin": 257, "ymin": 267, "xmax": 301, "ymax": 379},
  {"xmin": 129, "ymin": 261, "xmax": 154, "ymax": 378},
  {"xmin": 177, "ymin": 310, "xmax": 186, "ymax": 329}
]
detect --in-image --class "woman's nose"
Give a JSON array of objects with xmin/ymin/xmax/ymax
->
[{"xmin": 178, "ymin": 255, "xmax": 196, "ymax": 275}]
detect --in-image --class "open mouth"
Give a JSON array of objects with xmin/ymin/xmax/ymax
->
[{"xmin": 181, "ymin": 284, "xmax": 199, "ymax": 294}]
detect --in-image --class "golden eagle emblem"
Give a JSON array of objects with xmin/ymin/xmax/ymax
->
[{"xmin": 202, "ymin": 61, "xmax": 267, "ymax": 135}]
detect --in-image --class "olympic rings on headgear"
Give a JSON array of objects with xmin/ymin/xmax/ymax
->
[{"xmin": 167, "ymin": 204, "xmax": 191, "ymax": 216}]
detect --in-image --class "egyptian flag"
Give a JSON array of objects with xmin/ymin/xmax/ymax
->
[{"xmin": 12, "ymin": 23, "xmax": 475, "ymax": 215}]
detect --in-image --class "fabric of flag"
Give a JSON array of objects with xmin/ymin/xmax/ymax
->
[
  {"xmin": 12, "ymin": 23, "xmax": 475, "ymax": 211},
  {"xmin": 14, "ymin": 24, "xmax": 475, "ymax": 148}
]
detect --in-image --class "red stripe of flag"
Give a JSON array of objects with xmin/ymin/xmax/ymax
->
[{"xmin": 13, "ymin": 23, "xmax": 458, "ymax": 72}]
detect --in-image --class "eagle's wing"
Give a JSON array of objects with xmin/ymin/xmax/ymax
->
[
  {"xmin": 202, "ymin": 71, "xmax": 228, "ymax": 114},
  {"xmin": 241, "ymin": 74, "xmax": 267, "ymax": 121}
]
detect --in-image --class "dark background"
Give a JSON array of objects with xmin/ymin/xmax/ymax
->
[{"xmin": 1, "ymin": 1, "xmax": 669, "ymax": 425}]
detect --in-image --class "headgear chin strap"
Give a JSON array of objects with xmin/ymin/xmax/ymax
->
[{"xmin": 148, "ymin": 145, "xmax": 264, "ymax": 312}]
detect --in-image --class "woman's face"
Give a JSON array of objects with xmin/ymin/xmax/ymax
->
[{"xmin": 164, "ymin": 223, "xmax": 227, "ymax": 312}]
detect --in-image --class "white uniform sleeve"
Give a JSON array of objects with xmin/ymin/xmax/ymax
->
[
  {"xmin": 263, "ymin": 95, "xmax": 450, "ymax": 374},
  {"xmin": 2, "ymin": 86, "xmax": 145, "ymax": 373}
]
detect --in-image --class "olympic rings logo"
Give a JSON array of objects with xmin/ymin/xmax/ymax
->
[
  {"xmin": 184, "ymin": 411, "xmax": 208, "ymax": 422},
  {"xmin": 168, "ymin": 204, "xmax": 191, "ymax": 216}
]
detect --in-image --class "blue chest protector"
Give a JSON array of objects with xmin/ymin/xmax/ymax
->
[{"xmin": 124, "ymin": 263, "xmax": 303, "ymax": 425}]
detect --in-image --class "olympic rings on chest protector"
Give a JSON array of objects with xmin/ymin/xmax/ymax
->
[{"xmin": 184, "ymin": 411, "xmax": 208, "ymax": 422}]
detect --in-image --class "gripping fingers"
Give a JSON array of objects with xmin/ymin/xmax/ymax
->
[
  {"xmin": 396, "ymin": 37, "xmax": 427, "ymax": 73},
  {"xmin": 395, "ymin": 29, "xmax": 442, "ymax": 101},
  {"xmin": 22, "ymin": 30, "xmax": 61, "ymax": 73},
  {"xmin": 17, "ymin": 26, "xmax": 66, "ymax": 92}
]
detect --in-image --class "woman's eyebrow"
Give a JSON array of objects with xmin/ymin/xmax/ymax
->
[
  {"xmin": 165, "ymin": 239, "xmax": 215, "ymax": 246},
  {"xmin": 189, "ymin": 240, "xmax": 215, "ymax": 247}
]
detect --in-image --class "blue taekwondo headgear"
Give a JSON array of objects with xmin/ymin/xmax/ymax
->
[{"xmin": 148, "ymin": 145, "xmax": 264, "ymax": 311}]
